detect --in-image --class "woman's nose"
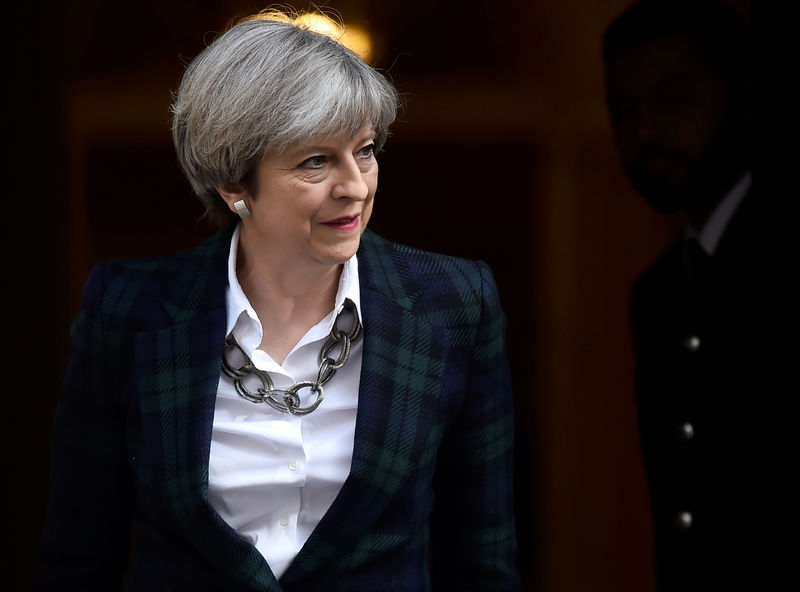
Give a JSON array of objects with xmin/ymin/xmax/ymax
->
[{"xmin": 331, "ymin": 158, "xmax": 370, "ymax": 201}]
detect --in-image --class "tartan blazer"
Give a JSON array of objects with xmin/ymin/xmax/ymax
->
[{"xmin": 35, "ymin": 227, "xmax": 519, "ymax": 591}]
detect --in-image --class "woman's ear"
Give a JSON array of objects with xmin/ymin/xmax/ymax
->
[{"xmin": 216, "ymin": 183, "xmax": 251, "ymax": 218}]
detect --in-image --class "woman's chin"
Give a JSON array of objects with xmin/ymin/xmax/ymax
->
[{"xmin": 308, "ymin": 236, "xmax": 362, "ymax": 267}]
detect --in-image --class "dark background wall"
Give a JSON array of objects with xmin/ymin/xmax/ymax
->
[{"xmin": 8, "ymin": 0, "xmax": 779, "ymax": 590}]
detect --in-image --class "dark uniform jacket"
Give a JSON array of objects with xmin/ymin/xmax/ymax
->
[
  {"xmin": 631, "ymin": 188, "xmax": 798, "ymax": 591},
  {"xmin": 35, "ymin": 227, "xmax": 519, "ymax": 591}
]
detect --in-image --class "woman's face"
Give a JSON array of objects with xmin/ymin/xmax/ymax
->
[{"xmin": 238, "ymin": 126, "xmax": 378, "ymax": 270}]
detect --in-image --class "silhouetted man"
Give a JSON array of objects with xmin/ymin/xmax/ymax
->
[{"xmin": 603, "ymin": 1, "xmax": 797, "ymax": 589}]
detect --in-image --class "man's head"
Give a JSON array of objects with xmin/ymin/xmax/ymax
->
[{"xmin": 603, "ymin": 0, "xmax": 751, "ymax": 221}]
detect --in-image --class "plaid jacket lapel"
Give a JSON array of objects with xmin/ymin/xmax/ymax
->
[
  {"xmin": 280, "ymin": 230, "xmax": 448, "ymax": 586},
  {"xmin": 134, "ymin": 227, "xmax": 280, "ymax": 591}
]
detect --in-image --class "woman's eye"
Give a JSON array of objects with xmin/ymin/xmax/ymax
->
[
  {"xmin": 356, "ymin": 143, "xmax": 376, "ymax": 159},
  {"xmin": 300, "ymin": 155, "xmax": 326, "ymax": 169}
]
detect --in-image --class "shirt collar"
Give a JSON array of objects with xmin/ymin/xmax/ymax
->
[
  {"xmin": 686, "ymin": 170, "xmax": 751, "ymax": 255},
  {"xmin": 224, "ymin": 223, "xmax": 362, "ymax": 353}
]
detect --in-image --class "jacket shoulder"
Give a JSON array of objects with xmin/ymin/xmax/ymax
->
[
  {"xmin": 78, "ymin": 228, "xmax": 230, "ymax": 331},
  {"xmin": 359, "ymin": 230, "xmax": 501, "ymax": 325}
]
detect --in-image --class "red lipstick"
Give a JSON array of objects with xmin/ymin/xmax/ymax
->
[{"xmin": 322, "ymin": 213, "xmax": 360, "ymax": 230}]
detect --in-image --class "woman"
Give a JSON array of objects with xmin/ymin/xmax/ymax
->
[{"xmin": 36, "ymin": 10, "xmax": 518, "ymax": 591}]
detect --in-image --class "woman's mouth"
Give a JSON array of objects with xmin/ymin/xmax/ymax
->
[{"xmin": 322, "ymin": 214, "xmax": 360, "ymax": 230}]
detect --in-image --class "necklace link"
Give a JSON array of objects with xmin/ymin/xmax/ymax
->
[{"xmin": 221, "ymin": 299, "xmax": 361, "ymax": 415}]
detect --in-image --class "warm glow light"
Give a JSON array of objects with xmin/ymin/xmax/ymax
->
[
  {"xmin": 248, "ymin": 10, "xmax": 374, "ymax": 62},
  {"xmin": 340, "ymin": 25, "xmax": 373, "ymax": 62},
  {"xmin": 295, "ymin": 13, "xmax": 342, "ymax": 37},
  {"xmin": 296, "ymin": 13, "xmax": 373, "ymax": 62}
]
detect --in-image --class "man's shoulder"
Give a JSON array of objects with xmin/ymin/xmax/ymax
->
[{"xmin": 632, "ymin": 241, "xmax": 684, "ymax": 296}]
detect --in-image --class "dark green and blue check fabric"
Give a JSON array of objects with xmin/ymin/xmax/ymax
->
[{"xmin": 35, "ymin": 228, "xmax": 518, "ymax": 591}]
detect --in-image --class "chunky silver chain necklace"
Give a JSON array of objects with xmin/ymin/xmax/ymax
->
[{"xmin": 221, "ymin": 299, "xmax": 362, "ymax": 415}]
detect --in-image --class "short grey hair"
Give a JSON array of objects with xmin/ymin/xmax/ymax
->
[{"xmin": 171, "ymin": 11, "xmax": 400, "ymax": 227}]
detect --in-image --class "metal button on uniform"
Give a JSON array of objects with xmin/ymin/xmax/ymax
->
[
  {"xmin": 675, "ymin": 511, "xmax": 693, "ymax": 530},
  {"xmin": 678, "ymin": 422, "xmax": 694, "ymax": 441},
  {"xmin": 684, "ymin": 335, "xmax": 701, "ymax": 351},
  {"xmin": 288, "ymin": 461, "xmax": 298, "ymax": 471}
]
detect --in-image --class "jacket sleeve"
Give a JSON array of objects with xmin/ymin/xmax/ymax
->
[
  {"xmin": 34, "ymin": 263, "xmax": 133, "ymax": 590},
  {"xmin": 429, "ymin": 261, "xmax": 519, "ymax": 590}
]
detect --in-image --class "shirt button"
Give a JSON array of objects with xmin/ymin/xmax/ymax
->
[
  {"xmin": 678, "ymin": 422, "xmax": 694, "ymax": 441},
  {"xmin": 288, "ymin": 461, "xmax": 298, "ymax": 471},
  {"xmin": 279, "ymin": 517, "xmax": 289, "ymax": 527},
  {"xmin": 683, "ymin": 335, "xmax": 701, "ymax": 351},
  {"xmin": 675, "ymin": 511, "xmax": 693, "ymax": 530}
]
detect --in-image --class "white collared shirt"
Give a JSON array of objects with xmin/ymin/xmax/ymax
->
[
  {"xmin": 208, "ymin": 224, "xmax": 362, "ymax": 579},
  {"xmin": 687, "ymin": 171, "xmax": 752, "ymax": 255}
]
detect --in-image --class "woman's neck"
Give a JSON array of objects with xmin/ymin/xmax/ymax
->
[{"xmin": 236, "ymin": 237, "xmax": 342, "ymax": 365}]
